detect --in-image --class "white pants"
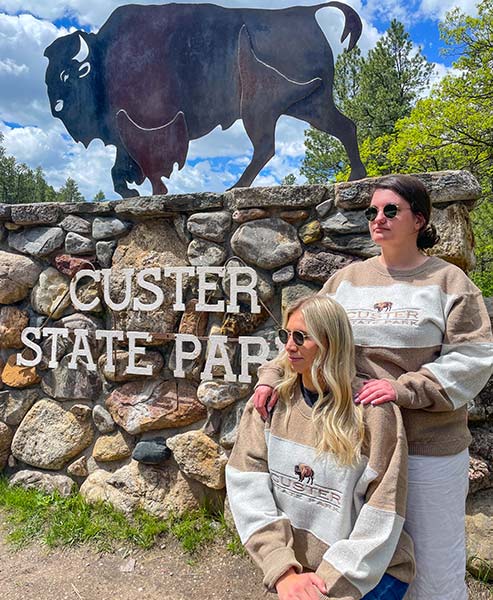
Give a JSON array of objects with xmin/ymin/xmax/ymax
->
[{"xmin": 404, "ymin": 450, "xmax": 469, "ymax": 600}]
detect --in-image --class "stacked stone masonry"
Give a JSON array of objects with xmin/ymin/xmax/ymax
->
[{"xmin": 0, "ymin": 170, "xmax": 491, "ymax": 519}]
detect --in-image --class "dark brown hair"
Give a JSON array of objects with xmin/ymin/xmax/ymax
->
[{"xmin": 374, "ymin": 174, "xmax": 440, "ymax": 250}]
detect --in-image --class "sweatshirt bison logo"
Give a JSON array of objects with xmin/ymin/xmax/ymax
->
[
  {"xmin": 295, "ymin": 463, "xmax": 314, "ymax": 485},
  {"xmin": 374, "ymin": 302, "xmax": 393, "ymax": 312},
  {"xmin": 44, "ymin": 2, "xmax": 366, "ymax": 199}
]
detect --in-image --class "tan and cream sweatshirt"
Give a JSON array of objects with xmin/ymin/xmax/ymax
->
[
  {"xmin": 226, "ymin": 385, "xmax": 415, "ymax": 598},
  {"xmin": 258, "ymin": 256, "xmax": 493, "ymax": 456}
]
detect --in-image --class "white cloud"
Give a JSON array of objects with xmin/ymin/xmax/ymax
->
[{"xmin": 418, "ymin": 0, "xmax": 478, "ymax": 21}]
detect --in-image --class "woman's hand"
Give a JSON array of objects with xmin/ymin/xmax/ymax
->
[
  {"xmin": 252, "ymin": 385, "xmax": 279, "ymax": 420},
  {"xmin": 355, "ymin": 379, "xmax": 396, "ymax": 406},
  {"xmin": 275, "ymin": 568, "xmax": 327, "ymax": 599}
]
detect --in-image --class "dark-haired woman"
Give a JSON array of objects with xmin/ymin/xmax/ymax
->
[{"xmin": 253, "ymin": 175, "xmax": 493, "ymax": 600}]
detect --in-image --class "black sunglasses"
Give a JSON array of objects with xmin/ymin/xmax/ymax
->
[
  {"xmin": 364, "ymin": 203, "xmax": 408, "ymax": 221},
  {"xmin": 278, "ymin": 328, "xmax": 311, "ymax": 346}
]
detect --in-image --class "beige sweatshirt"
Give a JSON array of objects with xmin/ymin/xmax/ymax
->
[
  {"xmin": 226, "ymin": 383, "xmax": 415, "ymax": 598},
  {"xmin": 258, "ymin": 256, "xmax": 493, "ymax": 456}
]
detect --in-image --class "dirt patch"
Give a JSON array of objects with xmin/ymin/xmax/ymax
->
[{"xmin": 0, "ymin": 524, "xmax": 490, "ymax": 600}]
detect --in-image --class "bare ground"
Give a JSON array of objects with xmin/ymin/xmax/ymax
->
[{"xmin": 0, "ymin": 527, "xmax": 490, "ymax": 600}]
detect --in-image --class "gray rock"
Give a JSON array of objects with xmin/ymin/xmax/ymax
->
[
  {"xmin": 469, "ymin": 377, "xmax": 493, "ymax": 422},
  {"xmin": 225, "ymin": 185, "xmax": 331, "ymax": 210},
  {"xmin": 297, "ymin": 250, "xmax": 357, "ymax": 284},
  {"xmin": 187, "ymin": 239, "xmax": 226, "ymax": 266},
  {"xmin": 320, "ymin": 233, "xmax": 379, "ymax": 257},
  {"xmin": 41, "ymin": 354, "xmax": 102, "ymax": 402},
  {"xmin": 0, "ymin": 251, "xmax": 42, "ymax": 303},
  {"xmin": 0, "ymin": 422, "xmax": 13, "ymax": 471},
  {"xmin": 321, "ymin": 209, "xmax": 369, "ymax": 234},
  {"xmin": 281, "ymin": 282, "xmax": 319, "ymax": 313},
  {"xmin": 9, "ymin": 470, "xmax": 75, "ymax": 497},
  {"xmin": 187, "ymin": 211, "xmax": 232, "ymax": 242},
  {"xmin": 173, "ymin": 214, "xmax": 192, "ymax": 246},
  {"xmin": 67, "ymin": 456, "xmax": 89, "ymax": 477},
  {"xmin": 197, "ymin": 380, "xmax": 251, "ymax": 410},
  {"xmin": 114, "ymin": 193, "xmax": 224, "ymax": 217},
  {"xmin": 11, "ymin": 204, "xmax": 60, "ymax": 226},
  {"xmin": 11, "ymin": 399, "xmax": 94, "ymax": 470},
  {"xmin": 222, "ymin": 258, "xmax": 274, "ymax": 303},
  {"xmin": 231, "ymin": 218, "xmax": 302, "ymax": 269},
  {"xmin": 0, "ymin": 204, "xmax": 12, "ymax": 220},
  {"xmin": 65, "ymin": 232, "xmax": 95, "ymax": 255},
  {"xmin": 272, "ymin": 265, "xmax": 295, "ymax": 284},
  {"xmin": 95, "ymin": 240, "xmax": 117, "ymax": 268},
  {"xmin": 470, "ymin": 425, "xmax": 493, "ymax": 465},
  {"xmin": 132, "ymin": 438, "xmax": 172, "ymax": 464},
  {"xmin": 60, "ymin": 215, "xmax": 92, "ymax": 234},
  {"xmin": 61, "ymin": 202, "xmax": 113, "ymax": 215},
  {"xmin": 80, "ymin": 460, "xmax": 221, "ymax": 519},
  {"xmin": 428, "ymin": 203, "xmax": 476, "ymax": 272},
  {"xmin": 220, "ymin": 399, "xmax": 248, "ymax": 449},
  {"xmin": 8, "ymin": 226, "xmax": 65, "ymax": 257},
  {"xmin": 0, "ymin": 388, "xmax": 40, "ymax": 426},
  {"xmin": 468, "ymin": 455, "xmax": 492, "ymax": 495},
  {"xmin": 92, "ymin": 217, "xmax": 130, "ymax": 240},
  {"xmin": 92, "ymin": 405, "xmax": 116, "ymax": 434},
  {"xmin": 315, "ymin": 198, "xmax": 334, "ymax": 218}
]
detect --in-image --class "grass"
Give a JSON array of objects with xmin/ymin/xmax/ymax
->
[{"xmin": 0, "ymin": 476, "xmax": 240, "ymax": 555}]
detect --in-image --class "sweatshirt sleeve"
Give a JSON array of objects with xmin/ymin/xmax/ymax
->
[
  {"xmin": 315, "ymin": 404, "xmax": 412, "ymax": 598},
  {"xmin": 389, "ymin": 286, "xmax": 493, "ymax": 412},
  {"xmin": 225, "ymin": 400, "xmax": 302, "ymax": 590}
]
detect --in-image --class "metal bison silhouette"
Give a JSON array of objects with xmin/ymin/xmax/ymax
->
[{"xmin": 44, "ymin": 2, "xmax": 366, "ymax": 199}]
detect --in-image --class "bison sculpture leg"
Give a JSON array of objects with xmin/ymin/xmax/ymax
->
[
  {"xmin": 111, "ymin": 145, "xmax": 146, "ymax": 198},
  {"xmin": 232, "ymin": 25, "xmax": 322, "ymax": 189},
  {"xmin": 286, "ymin": 86, "xmax": 366, "ymax": 181},
  {"xmin": 116, "ymin": 109, "xmax": 189, "ymax": 195}
]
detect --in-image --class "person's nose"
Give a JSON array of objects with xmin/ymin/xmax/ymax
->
[
  {"xmin": 374, "ymin": 208, "xmax": 387, "ymax": 223},
  {"xmin": 285, "ymin": 334, "xmax": 298, "ymax": 352}
]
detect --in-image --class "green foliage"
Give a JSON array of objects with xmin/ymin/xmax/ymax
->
[
  {"xmin": 301, "ymin": 20, "xmax": 434, "ymax": 183},
  {"xmin": 93, "ymin": 189, "xmax": 106, "ymax": 202},
  {"xmin": 0, "ymin": 478, "xmax": 237, "ymax": 555},
  {"xmin": 0, "ymin": 133, "xmax": 86, "ymax": 203},
  {"xmin": 281, "ymin": 173, "xmax": 297, "ymax": 186}
]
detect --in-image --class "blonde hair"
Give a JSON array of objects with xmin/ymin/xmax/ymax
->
[{"xmin": 274, "ymin": 295, "xmax": 365, "ymax": 466}]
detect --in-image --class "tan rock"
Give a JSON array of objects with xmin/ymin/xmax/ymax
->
[
  {"xmin": 197, "ymin": 380, "xmax": 251, "ymax": 410},
  {"xmin": 105, "ymin": 379, "xmax": 206, "ymax": 434},
  {"xmin": 0, "ymin": 307, "xmax": 29, "ymax": 349},
  {"xmin": 428, "ymin": 203, "xmax": 476, "ymax": 271},
  {"xmin": 232, "ymin": 208, "xmax": 270, "ymax": 224},
  {"xmin": 92, "ymin": 430, "xmax": 134, "ymax": 462},
  {"xmin": 279, "ymin": 210, "xmax": 309, "ymax": 224},
  {"xmin": 11, "ymin": 399, "xmax": 94, "ymax": 470},
  {"xmin": 67, "ymin": 455, "xmax": 89, "ymax": 477},
  {"xmin": 165, "ymin": 430, "xmax": 228, "ymax": 489},
  {"xmin": 31, "ymin": 267, "xmax": 71, "ymax": 319},
  {"xmin": 0, "ymin": 250, "xmax": 42, "ymax": 303},
  {"xmin": 80, "ymin": 460, "xmax": 223, "ymax": 518},
  {"xmin": 466, "ymin": 487, "xmax": 493, "ymax": 581},
  {"xmin": 110, "ymin": 221, "xmax": 188, "ymax": 344},
  {"xmin": 179, "ymin": 299, "xmax": 209, "ymax": 336},
  {"xmin": 1, "ymin": 354, "xmax": 40, "ymax": 388},
  {"xmin": 0, "ymin": 421, "xmax": 13, "ymax": 470}
]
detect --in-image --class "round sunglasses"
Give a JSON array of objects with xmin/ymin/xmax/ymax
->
[
  {"xmin": 364, "ymin": 203, "xmax": 411, "ymax": 222},
  {"xmin": 278, "ymin": 328, "xmax": 311, "ymax": 346}
]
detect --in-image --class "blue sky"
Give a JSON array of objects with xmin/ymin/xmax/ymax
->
[{"xmin": 0, "ymin": 0, "xmax": 479, "ymax": 200}]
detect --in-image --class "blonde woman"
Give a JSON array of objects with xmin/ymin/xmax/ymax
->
[{"xmin": 226, "ymin": 295, "xmax": 415, "ymax": 600}]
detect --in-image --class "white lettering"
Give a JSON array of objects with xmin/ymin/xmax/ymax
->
[
  {"xmin": 174, "ymin": 334, "xmax": 202, "ymax": 378},
  {"xmin": 238, "ymin": 336, "xmax": 270, "ymax": 383},
  {"xmin": 126, "ymin": 331, "xmax": 152, "ymax": 375},
  {"xmin": 164, "ymin": 266, "xmax": 195, "ymax": 311},
  {"xmin": 201, "ymin": 335, "xmax": 236, "ymax": 382},
  {"xmin": 17, "ymin": 327, "xmax": 42, "ymax": 367},
  {"xmin": 102, "ymin": 268, "xmax": 134, "ymax": 311},
  {"xmin": 95, "ymin": 330, "xmax": 124, "ymax": 372},
  {"xmin": 227, "ymin": 267, "xmax": 260, "ymax": 314},
  {"xmin": 70, "ymin": 269, "xmax": 101, "ymax": 311},
  {"xmin": 196, "ymin": 267, "xmax": 225, "ymax": 312},
  {"xmin": 133, "ymin": 267, "xmax": 164, "ymax": 311},
  {"xmin": 68, "ymin": 329, "xmax": 96, "ymax": 371},
  {"xmin": 43, "ymin": 327, "xmax": 69, "ymax": 368}
]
